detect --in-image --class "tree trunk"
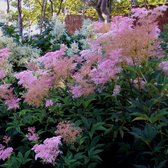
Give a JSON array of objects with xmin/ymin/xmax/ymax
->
[
  {"xmin": 57, "ymin": 0, "xmax": 64, "ymax": 15},
  {"xmin": 39, "ymin": 0, "xmax": 48, "ymax": 34},
  {"xmin": 6, "ymin": 0, "xmax": 10, "ymax": 13},
  {"xmin": 49, "ymin": 0, "xmax": 54, "ymax": 17},
  {"xmin": 96, "ymin": 0, "xmax": 105, "ymax": 22},
  {"xmin": 144, "ymin": 0, "xmax": 149, "ymax": 9},
  {"xmin": 17, "ymin": 0, "xmax": 23, "ymax": 38},
  {"xmin": 81, "ymin": 0, "xmax": 113, "ymax": 23}
]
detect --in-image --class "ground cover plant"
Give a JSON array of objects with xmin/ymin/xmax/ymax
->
[{"xmin": 0, "ymin": 5, "xmax": 168, "ymax": 168}]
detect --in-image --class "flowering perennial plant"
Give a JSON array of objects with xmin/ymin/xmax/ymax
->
[
  {"xmin": 0, "ymin": 5, "xmax": 168, "ymax": 168},
  {"xmin": 0, "ymin": 48, "xmax": 10, "ymax": 79},
  {"xmin": 0, "ymin": 84, "xmax": 20, "ymax": 110},
  {"xmin": 0, "ymin": 144, "xmax": 13, "ymax": 161},
  {"xmin": 32, "ymin": 136, "xmax": 62, "ymax": 164},
  {"xmin": 15, "ymin": 70, "xmax": 52, "ymax": 106},
  {"xmin": 26, "ymin": 127, "xmax": 39, "ymax": 142},
  {"xmin": 159, "ymin": 61, "xmax": 168, "ymax": 76},
  {"xmin": 55, "ymin": 121, "xmax": 82, "ymax": 144},
  {"xmin": 69, "ymin": 6, "xmax": 167, "ymax": 98}
]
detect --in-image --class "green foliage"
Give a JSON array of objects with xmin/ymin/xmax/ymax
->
[{"xmin": 1, "ymin": 151, "xmax": 32, "ymax": 168}]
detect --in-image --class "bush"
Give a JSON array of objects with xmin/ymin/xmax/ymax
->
[{"xmin": 0, "ymin": 6, "xmax": 168, "ymax": 168}]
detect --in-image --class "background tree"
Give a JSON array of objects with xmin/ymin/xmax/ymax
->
[{"xmin": 17, "ymin": 0, "xmax": 23, "ymax": 37}]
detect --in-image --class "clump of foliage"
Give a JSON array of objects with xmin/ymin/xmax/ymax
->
[{"xmin": 0, "ymin": 30, "xmax": 41, "ymax": 71}]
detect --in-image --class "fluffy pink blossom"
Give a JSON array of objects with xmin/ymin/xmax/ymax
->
[
  {"xmin": 32, "ymin": 136, "xmax": 62, "ymax": 164},
  {"xmin": 0, "ymin": 48, "xmax": 10, "ymax": 59},
  {"xmin": 26, "ymin": 127, "xmax": 39, "ymax": 142},
  {"xmin": 0, "ymin": 84, "xmax": 20, "ymax": 110},
  {"xmin": 0, "ymin": 48, "xmax": 10, "ymax": 80},
  {"xmin": 0, "ymin": 144, "xmax": 13, "ymax": 161},
  {"xmin": 0, "ymin": 70, "xmax": 6, "ymax": 80},
  {"xmin": 15, "ymin": 70, "xmax": 37, "ymax": 88},
  {"xmin": 45, "ymin": 99, "xmax": 54, "ymax": 107},
  {"xmin": 131, "ymin": 78, "xmax": 146, "ymax": 89},
  {"xmin": 15, "ymin": 48, "xmax": 74, "ymax": 106},
  {"xmin": 5, "ymin": 97, "xmax": 21, "ymax": 110},
  {"xmin": 55, "ymin": 121, "xmax": 82, "ymax": 144},
  {"xmin": 131, "ymin": 7, "xmax": 149, "ymax": 18},
  {"xmin": 159, "ymin": 61, "xmax": 168, "ymax": 76},
  {"xmin": 0, "ymin": 84, "xmax": 13, "ymax": 100},
  {"xmin": 111, "ymin": 16, "xmax": 134, "ymax": 34},
  {"xmin": 90, "ymin": 59, "xmax": 121, "ymax": 85},
  {"xmin": 16, "ymin": 70, "xmax": 53, "ymax": 106},
  {"xmin": 37, "ymin": 48, "xmax": 65, "ymax": 68},
  {"xmin": 3, "ymin": 136, "xmax": 11, "ymax": 145},
  {"xmin": 70, "ymin": 85, "xmax": 83, "ymax": 98},
  {"xmin": 112, "ymin": 85, "xmax": 121, "ymax": 96}
]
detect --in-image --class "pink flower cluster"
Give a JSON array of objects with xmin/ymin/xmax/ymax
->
[
  {"xmin": 131, "ymin": 78, "xmax": 146, "ymax": 90},
  {"xmin": 0, "ymin": 144, "xmax": 13, "ymax": 161},
  {"xmin": 38, "ymin": 49, "xmax": 74, "ymax": 87},
  {"xmin": 0, "ymin": 84, "xmax": 21, "ymax": 110},
  {"xmin": 3, "ymin": 136, "xmax": 11, "ymax": 145},
  {"xmin": 45, "ymin": 99, "xmax": 54, "ymax": 107},
  {"xmin": 131, "ymin": 6, "xmax": 168, "ymax": 20},
  {"xmin": 112, "ymin": 85, "xmax": 121, "ymax": 96},
  {"xmin": 0, "ymin": 48, "xmax": 10, "ymax": 80},
  {"xmin": 15, "ymin": 70, "xmax": 52, "ymax": 106},
  {"xmin": 32, "ymin": 136, "xmax": 62, "ymax": 164},
  {"xmin": 159, "ymin": 61, "xmax": 168, "ymax": 76},
  {"xmin": 55, "ymin": 121, "xmax": 82, "ymax": 144},
  {"xmin": 69, "ymin": 6, "xmax": 165, "ymax": 98},
  {"xmin": 15, "ymin": 48, "xmax": 74, "ymax": 107},
  {"xmin": 26, "ymin": 127, "xmax": 39, "ymax": 142},
  {"xmin": 90, "ymin": 54, "xmax": 122, "ymax": 85}
]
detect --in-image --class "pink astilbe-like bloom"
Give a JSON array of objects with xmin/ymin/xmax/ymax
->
[
  {"xmin": 111, "ymin": 16, "xmax": 134, "ymax": 34},
  {"xmin": 68, "ymin": 6, "xmax": 167, "ymax": 98},
  {"xmin": 0, "ymin": 48, "xmax": 10, "ymax": 60},
  {"xmin": 131, "ymin": 77, "xmax": 146, "ymax": 90},
  {"xmin": 70, "ymin": 73, "xmax": 95, "ymax": 98},
  {"xmin": 0, "ymin": 84, "xmax": 20, "ymax": 110},
  {"xmin": 32, "ymin": 136, "xmax": 62, "ymax": 164},
  {"xmin": 0, "ymin": 48, "xmax": 10, "ymax": 80},
  {"xmin": 112, "ymin": 85, "xmax": 121, "ymax": 96},
  {"xmin": 26, "ymin": 127, "xmax": 39, "ymax": 142},
  {"xmin": 70, "ymin": 85, "xmax": 84, "ymax": 98},
  {"xmin": 0, "ymin": 144, "xmax": 13, "ymax": 161},
  {"xmin": 37, "ymin": 48, "xmax": 65, "ymax": 68},
  {"xmin": 0, "ymin": 84, "xmax": 13, "ymax": 100},
  {"xmin": 16, "ymin": 70, "xmax": 53, "ymax": 106},
  {"xmin": 37, "ymin": 48, "xmax": 74, "ymax": 86},
  {"xmin": 55, "ymin": 121, "xmax": 82, "ymax": 144},
  {"xmin": 159, "ymin": 61, "xmax": 168, "ymax": 76},
  {"xmin": 3, "ymin": 136, "xmax": 11, "ymax": 145},
  {"xmin": 15, "ymin": 70, "xmax": 37, "ymax": 89},
  {"xmin": 45, "ymin": 99, "xmax": 54, "ymax": 107},
  {"xmin": 0, "ymin": 70, "xmax": 6, "ymax": 80},
  {"xmin": 15, "ymin": 48, "xmax": 75, "ymax": 106},
  {"xmin": 90, "ymin": 59, "xmax": 122, "ymax": 85},
  {"xmin": 4, "ymin": 97, "xmax": 21, "ymax": 110},
  {"xmin": 131, "ymin": 7, "xmax": 149, "ymax": 18}
]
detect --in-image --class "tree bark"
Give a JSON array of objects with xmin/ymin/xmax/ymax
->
[
  {"xmin": 81, "ymin": 0, "xmax": 113, "ymax": 23},
  {"xmin": 96, "ymin": 0, "xmax": 105, "ymax": 22},
  {"xmin": 39, "ymin": 0, "xmax": 48, "ymax": 34},
  {"xmin": 49, "ymin": 0, "xmax": 54, "ymax": 17},
  {"xmin": 101, "ymin": 0, "xmax": 113, "ymax": 23},
  {"xmin": 57, "ymin": 0, "xmax": 64, "ymax": 15},
  {"xmin": 17, "ymin": 0, "xmax": 23, "ymax": 38},
  {"xmin": 6, "ymin": 0, "xmax": 10, "ymax": 13}
]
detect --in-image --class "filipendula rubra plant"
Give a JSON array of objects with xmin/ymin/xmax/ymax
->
[
  {"xmin": 69, "ymin": 6, "xmax": 168, "ymax": 98},
  {"xmin": 0, "ymin": 5, "xmax": 168, "ymax": 168}
]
